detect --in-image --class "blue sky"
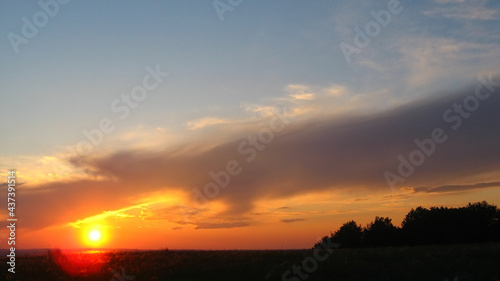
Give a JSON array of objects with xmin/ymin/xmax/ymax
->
[
  {"xmin": 1, "ymin": 0, "xmax": 499, "ymax": 158},
  {"xmin": 1, "ymin": 0, "xmax": 500, "ymax": 249}
]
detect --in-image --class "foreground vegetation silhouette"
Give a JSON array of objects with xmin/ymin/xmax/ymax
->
[
  {"xmin": 2, "ymin": 201, "xmax": 499, "ymax": 280},
  {"xmin": 314, "ymin": 201, "xmax": 500, "ymax": 249},
  {"xmin": 3, "ymin": 244, "xmax": 500, "ymax": 281}
]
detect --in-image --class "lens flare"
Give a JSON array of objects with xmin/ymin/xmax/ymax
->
[{"xmin": 50, "ymin": 249, "xmax": 109, "ymax": 276}]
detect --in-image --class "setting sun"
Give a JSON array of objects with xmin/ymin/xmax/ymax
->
[
  {"xmin": 82, "ymin": 226, "xmax": 108, "ymax": 247},
  {"xmin": 89, "ymin": 230, "xmax": 101, "ymax": 241}
]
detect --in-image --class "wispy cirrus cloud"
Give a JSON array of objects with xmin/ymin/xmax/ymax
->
[
  {"xmin": 411, "ymin": 182, "xmax": 500, "ymax": 193},
  {"xmin": 395, "ymin": 38, "xmax": 500, "ymax": 89},
  {"xmin": 424, "ymin": 0, "xmax": 499, "ymax": 21},
  {"xmin": 281, "ymin": 218, "xmax": 306, "ymax": 224},
  {"xmin": 195, "ymin": 221, "xmax": 250, "ymax": 230},
  {"xmin": 186, "ymin": 117, "xmax": 234, "ymax": 130},
  {"xmin": 241, "ymin": 103, "xmax": 280, "ymax": 117},
  {"xmin": 285, "ymin": 84, "xmax": 316, "ymax": 101}
]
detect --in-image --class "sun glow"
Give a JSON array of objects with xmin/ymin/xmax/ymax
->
[
  {"xmin": 89, "ymin": 230, "xmax": 101, "ymax": 241},
  {"xmin": 82, "ymin": 226, "xmax": 108, "ymax": 247}
]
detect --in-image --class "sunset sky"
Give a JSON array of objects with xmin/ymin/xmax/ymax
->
[{"xmin": 1, "ymin": 0, "xmax": 500, "ymax": 250}]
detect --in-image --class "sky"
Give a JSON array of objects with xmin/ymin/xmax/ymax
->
[{"xmin": 1, "ymin": 0, "xmax": 500, "ymax": 250}]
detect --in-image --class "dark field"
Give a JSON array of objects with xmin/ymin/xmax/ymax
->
[{"xmin": 2, "ymin": 243, "xmax": 500, "ymax": 281}]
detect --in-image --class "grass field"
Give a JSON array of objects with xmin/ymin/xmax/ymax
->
[{"xmin": 2, "ymin": 243, "xmax": 500, "ymax": 281}]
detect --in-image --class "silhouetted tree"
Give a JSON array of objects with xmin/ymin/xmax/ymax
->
[
  {"xmin": 313, "ymin": 235, "xmax": 333, "ymax": 249},
  {"xmin": 400, "ymin": 202, "xmax": 499, "ymax": 245},
  {"xmin": 314, "ymin": 201, "xmax": 500, "ymax": 249},
  {"xmin": 401, "ymin": 206, "xmax": 431, "ymax": 245},
  {"xmin": 463, "ymin": 201, "xmax": 498, "ymax": 242},
  {"xmin": 494, "ymin": 208, "xmax": 500, "ymax": 240},
  {"xmin": 362, "ymin": 217, "xmax": 399, "ymax": 247},
  {"xmin": 333, "ymin": 220, "xmax": 363, "ymax": 248}
]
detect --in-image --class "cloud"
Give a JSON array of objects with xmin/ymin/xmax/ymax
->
[
  {"xmin": 424, "ymin": 1, "xmax": 499, "ymax": 21},
  {"xmin": 291, "ymin": 93, "xmax": 315, "ymax": 101},
  {"xmin": 80, "ymin": 81, "xmax": 500, "ymax": 209},
  {"xmin": 281, "ymin": 218, "xmax": 306, "ymax": 223},
  {"xmin": 381, "ymin": 194, "xmax": 411, "ymax": 200},
  {"xmin": 396, "ymin": 38, "xmax": 500, "ymax": 89},
  {"xmin": 285, "ymin": 84, "xmax": 312, "ymax": 94},
  {"xmin": 411, "ymin": 182, "xmax": 500, "ymax": 193},
  {"xmin": 285, "ymin": 84, "xmax": 317, "ymax": 101},
  {"xmin": 241, "ymin": 103, "xmax": 280, "ymax": 118},
  {"xmin": 138, "ymin": 205, "xmax": 252, "ymax": 230},
  {"xmin": 337, "ymin": 2, "xmax": 499, "ymax": 97},
  {"xmin": 284, "ymin": 84, "xmax": 346, "ymax": 101},
  {"xmin": 4, "ymin": 180, "xmax": 143, "ymax": 230},
  {"xmin": 67, "ymin": 203, "xmax": 146, "ymax": 229},
  {"xmin": 325, "ymin": 86, "xmax": 346, "ymax": 97},
  {"xmin": 5, "ymin": 79, "xmax": 500, "ymax": 231},
  {"xmin": 0, "ymin": 155, "xmax": 86, "ymax": 185},
  {"xmin": 140, "ymin": 205, "xmax": 203, "ymax": 226},
  {"xmin": 186, "ymin": 117, "xmax": 234, "ymax": 130},
  {"xmin": 195, "ymin": 221, "xmax": 249, "ymax": 230},
  {"xmin": 181, "ymin": 84, "xmax": 349, "ymax": 137}
]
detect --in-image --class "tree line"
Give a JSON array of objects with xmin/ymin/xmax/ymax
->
[{"xmin": 314, "ymin": 201, "xmax": 500, "ymax": 249}]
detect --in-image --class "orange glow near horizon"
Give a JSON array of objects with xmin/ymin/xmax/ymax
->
[{"xmin": 11, "ymin": 188, "xmax": 500, "ymax": 250}]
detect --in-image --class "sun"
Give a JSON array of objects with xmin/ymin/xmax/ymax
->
[
  {"xmin": 89, "ymin": 230, "xmax": 101, "ymax": 241},
  {"xmin": 82, "ymin": 226, "xmax": 108, "ymax": 247}
]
